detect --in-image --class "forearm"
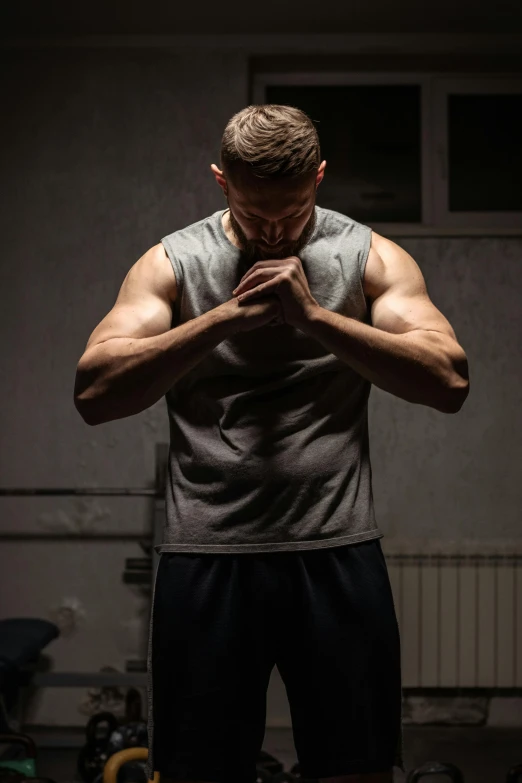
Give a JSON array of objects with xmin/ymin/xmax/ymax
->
[
  {"xmin": 74, "ymin": 306, "xmax": 236, "ymax": 425},
  {"xmin": 301, "ymin": 306, "xmax": 468, "ymax": 412}
]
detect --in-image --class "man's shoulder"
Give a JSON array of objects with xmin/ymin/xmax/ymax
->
[
  {"xmin": 161, "ymin": 210, "xmax": 220, "ymax": 245},
  {"xmin": 316, "ymin": 205, "xmax": 370, "ymax": 230}
]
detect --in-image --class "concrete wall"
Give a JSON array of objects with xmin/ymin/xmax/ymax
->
[{"xmin": 1, "ymin": 43, "xmax": 521, "ymax": 728}]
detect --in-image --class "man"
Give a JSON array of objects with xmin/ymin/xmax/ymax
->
[{"xmin": 74, "ymin": 105, "xmax": 469, "ymax": 783}]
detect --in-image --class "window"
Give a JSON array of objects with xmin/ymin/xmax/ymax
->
[
  {"xmin": 252, "ymin": 72, "xmax": 522, "ymax": 235},
  {"xmin": 433, "ymin": 78, "xmax": 522, "ymax": 230}
]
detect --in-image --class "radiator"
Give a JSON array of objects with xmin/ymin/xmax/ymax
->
[{"xmin": 385, "ymin": 552, "xmax": 522, "ymax": 688}]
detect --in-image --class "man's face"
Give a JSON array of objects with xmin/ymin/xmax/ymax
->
[{"xmin": 225, "ymin": 166, "xmax": 319, "ymax": 267}]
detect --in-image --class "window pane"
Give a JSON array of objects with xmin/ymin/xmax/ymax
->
[
  {"xmin": 265, "ymin": 84, "xmax": 422, "ymax": 223},
  {"xmin": 448, "ymin": 93, "xmax": 522, "ymax": 212}
]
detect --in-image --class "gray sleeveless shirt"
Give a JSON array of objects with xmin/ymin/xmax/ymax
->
[{"xmin": 155, "ymin": 206, "xmax": 383, "ymax": 553}]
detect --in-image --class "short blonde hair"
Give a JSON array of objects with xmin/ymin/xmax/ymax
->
[{"xmin": 221, "ymin": 104, "xmax": 321, "ymax": 184}]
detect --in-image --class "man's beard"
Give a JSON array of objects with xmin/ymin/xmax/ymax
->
[{"xmin": 227, "ymin": 200, "xmax": 318, "ymax": 269}]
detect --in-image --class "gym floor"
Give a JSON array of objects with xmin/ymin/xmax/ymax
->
[{"xmin": 25, "ymin": 724, "xmax": 522, "ymax": 783}]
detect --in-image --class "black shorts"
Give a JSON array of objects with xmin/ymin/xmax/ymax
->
[{"xmin": 145, "ymin": 538, "xmax": 404, "ymax": 783}]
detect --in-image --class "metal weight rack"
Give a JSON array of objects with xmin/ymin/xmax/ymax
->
[{"xmin": 0, "ymin": 442, "xmax": 169, "ymax": 740}]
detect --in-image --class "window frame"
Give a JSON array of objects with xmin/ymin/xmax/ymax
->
[
  {"xmin": 251, "ymin": 70, "xmax": 522, "ymax": 236},
  {"xmin": 432, "ymin": 76, "xmax": 522, "ymax": 231}
]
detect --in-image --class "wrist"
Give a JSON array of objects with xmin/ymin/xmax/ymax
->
[
  {"xmin": 212, "ymin": 300, "xmax": 243, "ymax": 336},
  {"xmin": 296, "ymin": 302, "xmax": 323, "ymax": 333}
]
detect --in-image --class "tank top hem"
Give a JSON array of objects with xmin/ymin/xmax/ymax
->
[{"xmin": 154, "ymin": 527, "xmax": 383, "ymax": 555}]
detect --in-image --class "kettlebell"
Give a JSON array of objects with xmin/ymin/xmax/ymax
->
[
  {"xmin": 77, "ymin": 712, "xmax": 119, "ymax": 783},
  {"xmin": 106, "ymin": 690, "xmax": 148, "ymax": 783},
  {"xmin": 0, "ymin": 734, "xmax": 37, "ymax": 780}
]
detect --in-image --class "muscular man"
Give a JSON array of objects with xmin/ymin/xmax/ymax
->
[{"xmin": 74, "ymin": 105, "xmax": 469, "ymax": 783}]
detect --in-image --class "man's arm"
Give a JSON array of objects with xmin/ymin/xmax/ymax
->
[
  {"xmin": 301, "ymin": 232, "xmax": 470, "ymax": 413},
  {"xmin": 74, "ymin": 243, "xmax": 237, "ymax": 425}
]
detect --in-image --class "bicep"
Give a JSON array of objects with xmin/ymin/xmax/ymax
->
[
  {"xmin": 371, "ymin": 285, "xmax": 457, "ymax": 340},
  {"xmin": 366, "ymin": 235, "xmax": 457, "ymax": 340},
  {"xmin": 83, "ymin": 244, "xmax": 175, "ymax": 353}
]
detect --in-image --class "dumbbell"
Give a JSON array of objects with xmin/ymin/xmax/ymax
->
[
  {"xmin": 406, "ymin": 760, "xmax": 464, "ymax": 782},
  {"xmin": 506, "ymin": 763, "xmax": 522, "ymax": 782}
]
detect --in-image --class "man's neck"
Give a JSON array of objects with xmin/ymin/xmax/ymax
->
[{"xmin": 223, "ymin": 209, "xmax": 241, "ymax": 249}]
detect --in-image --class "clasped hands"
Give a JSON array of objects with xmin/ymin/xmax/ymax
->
[{"xmin": 232, "ymin": 255, "xmax": 320, "ymax": 328}]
